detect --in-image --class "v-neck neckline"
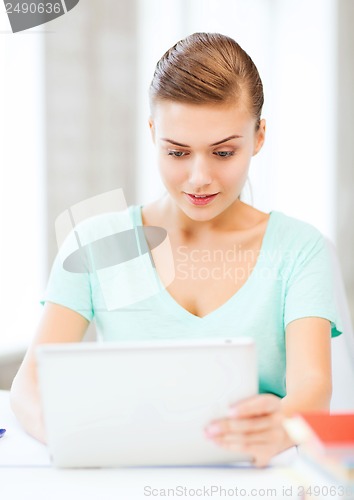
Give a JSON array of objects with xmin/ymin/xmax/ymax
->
[{"xmin": 132, "ymin": 205, "xmax": 275, "ymax": 324}]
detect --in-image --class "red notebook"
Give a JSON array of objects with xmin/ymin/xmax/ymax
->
[
  {"xmin": 284, "ymin": 412, "xmax": 354, "ymax": 482},
  {"xmin": 299, "ymin": 412, "xmax": 354, "ymax": 448}
]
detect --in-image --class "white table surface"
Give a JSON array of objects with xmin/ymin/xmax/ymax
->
[{"xmin": 0, "ymin": 390, "xmax": 304, "ymax": 500}]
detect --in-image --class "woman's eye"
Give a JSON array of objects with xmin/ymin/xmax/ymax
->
[
  {"xmin": 167, "ymin": 151, "xmax": 187, "ymax": 157},
  {"xmin": 214, "ymin": 151, "xmax": 235, "ymax": 158}
]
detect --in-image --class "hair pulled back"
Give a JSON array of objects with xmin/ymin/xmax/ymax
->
[{"xmin": 149, "ymin": 32, "xmax": 264, "ymax": 128}]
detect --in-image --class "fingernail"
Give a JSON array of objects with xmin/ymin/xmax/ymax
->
[
  {"xmin": 205, "ymin": 424, "xmax": 221, "ymax": 436},
  {"xmin": 228, "ymin": 407, "xmax": 239, "ymax": 418}
]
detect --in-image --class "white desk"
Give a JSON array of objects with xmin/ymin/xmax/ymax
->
[{"xmin": 0, "ymin": 390, "xmax": 304, "ymax": 500}]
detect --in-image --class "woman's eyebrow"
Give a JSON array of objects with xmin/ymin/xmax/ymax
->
[{"xmin": 160, "ymin": 135, "xmax": 243, "ymax": 148}]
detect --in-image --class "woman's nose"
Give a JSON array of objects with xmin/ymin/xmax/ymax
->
[{"xmin": 188, "ymin": 156, "xmax": 212, "ymax": 189}]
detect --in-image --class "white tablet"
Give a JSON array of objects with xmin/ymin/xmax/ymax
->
[{"xmin": 36, "ymin": 338, "xmax": 258, "ymax": 468}]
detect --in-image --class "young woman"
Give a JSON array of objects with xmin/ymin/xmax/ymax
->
[{"xmin": 10, "ymin": 32, "xmax": 342, "ymax": 467}]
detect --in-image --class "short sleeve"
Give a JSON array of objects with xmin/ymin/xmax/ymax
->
[
  {"xmin": 284, "ymin": 233, "xmax": 343, "ymax": 338},
  {"xmin": 41, "ymin": 209, "xmax": 136, "ymax": 322},
  {"xmin": 41, "ymin": 234, "xmax": 94, "ymax": 322}
]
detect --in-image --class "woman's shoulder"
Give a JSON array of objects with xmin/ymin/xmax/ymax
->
[
  {"xmin": 57, "ymin": 207, "xmax": 139, "ymax": 257},
  {"xmin": 269, "ymin": 211, "xmax": 324, "ymax": 243},
  {"xmin": 258, "ymin": 212, "xmax": 332, "ymax": 279},
  {"xmin": 266, "ymin": 211, "xmax": 328, "ymax": 264},
  {"xmin": 74, "ymin": 206, "xmax": 138, "ymax": 236},
  {"xmin": 241, "ymin": 201, "xmax": 325, "ymax": 250}
]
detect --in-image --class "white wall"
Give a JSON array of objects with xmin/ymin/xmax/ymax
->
[{"xmin": 267, "ymin": 0, "xmax": 336, "ymax": 239}]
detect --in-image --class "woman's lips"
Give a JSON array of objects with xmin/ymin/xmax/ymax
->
[{"xmin": 184, "ymin": 192, "xmax": 219, "ymax": 206}]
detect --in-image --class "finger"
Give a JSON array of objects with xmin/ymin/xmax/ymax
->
[
  {"xmin": 229, "ymin": 394, "xmax": 281, "ymax": 418},
  {"xmin": 214, "ymin": 426, "xmax": 283, "ymax": 447},
  {"xmin": 206, "ymin": 410, "xmax": 284, "ymax": 438},
  {"xmin": 214, "ymin": 440, "xmax": 276, "ymax": 468},
  {"xmin": 205, "ymin": 414, "xmax": 276, "ymax": 437}
]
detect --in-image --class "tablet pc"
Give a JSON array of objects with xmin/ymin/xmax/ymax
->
[{"xmin": 36, "ymin": 338, "xmax": 257, "ymax": 468}]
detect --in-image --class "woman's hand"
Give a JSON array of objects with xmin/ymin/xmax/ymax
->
[
  {"xmin": 10, "ymin": 303, "xmax": 89, "ymax": 444},
  {"xmin": 204, "ymin": 394, "xmax": 295, "ymax": 467}
]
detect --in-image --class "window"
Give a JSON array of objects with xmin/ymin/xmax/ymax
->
[{"xmin": 0, "ymin": 23, "xmax": 46, "ymax": 349}]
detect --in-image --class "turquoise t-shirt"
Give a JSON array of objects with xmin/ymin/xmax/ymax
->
[{"xmin": 42, "ymin": 205, "xmax": 342, "ymax": 398}]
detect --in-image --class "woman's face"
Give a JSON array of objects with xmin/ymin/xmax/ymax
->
[{"xmin": 149, "ymin": 100, "xmax": 265, "ymax": 222}]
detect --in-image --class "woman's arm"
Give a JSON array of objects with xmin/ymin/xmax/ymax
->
[
  {"xmin": 282, "ymin": 316, "xmax": 332, "ymax": 415},
  {"xmin": 10, "ymin": 302, "xmax": 89, "ymax": 443},
  {"xmin": 204, "ymin": 317, "xmax": 332, "ymax": 466}
]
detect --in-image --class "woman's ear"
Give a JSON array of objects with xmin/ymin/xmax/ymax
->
[
  {"xmin": 253, "ymin": 118, "xmax": 266, "ymax": 156},
  {"xmin": 148, "ymin": 117, "xmax": 156, "ymax": 144}
]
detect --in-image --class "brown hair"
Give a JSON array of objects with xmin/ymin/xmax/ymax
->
[{"xmin": 149, "ymin": 32, "xmax": 264, "ymax": 128}]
